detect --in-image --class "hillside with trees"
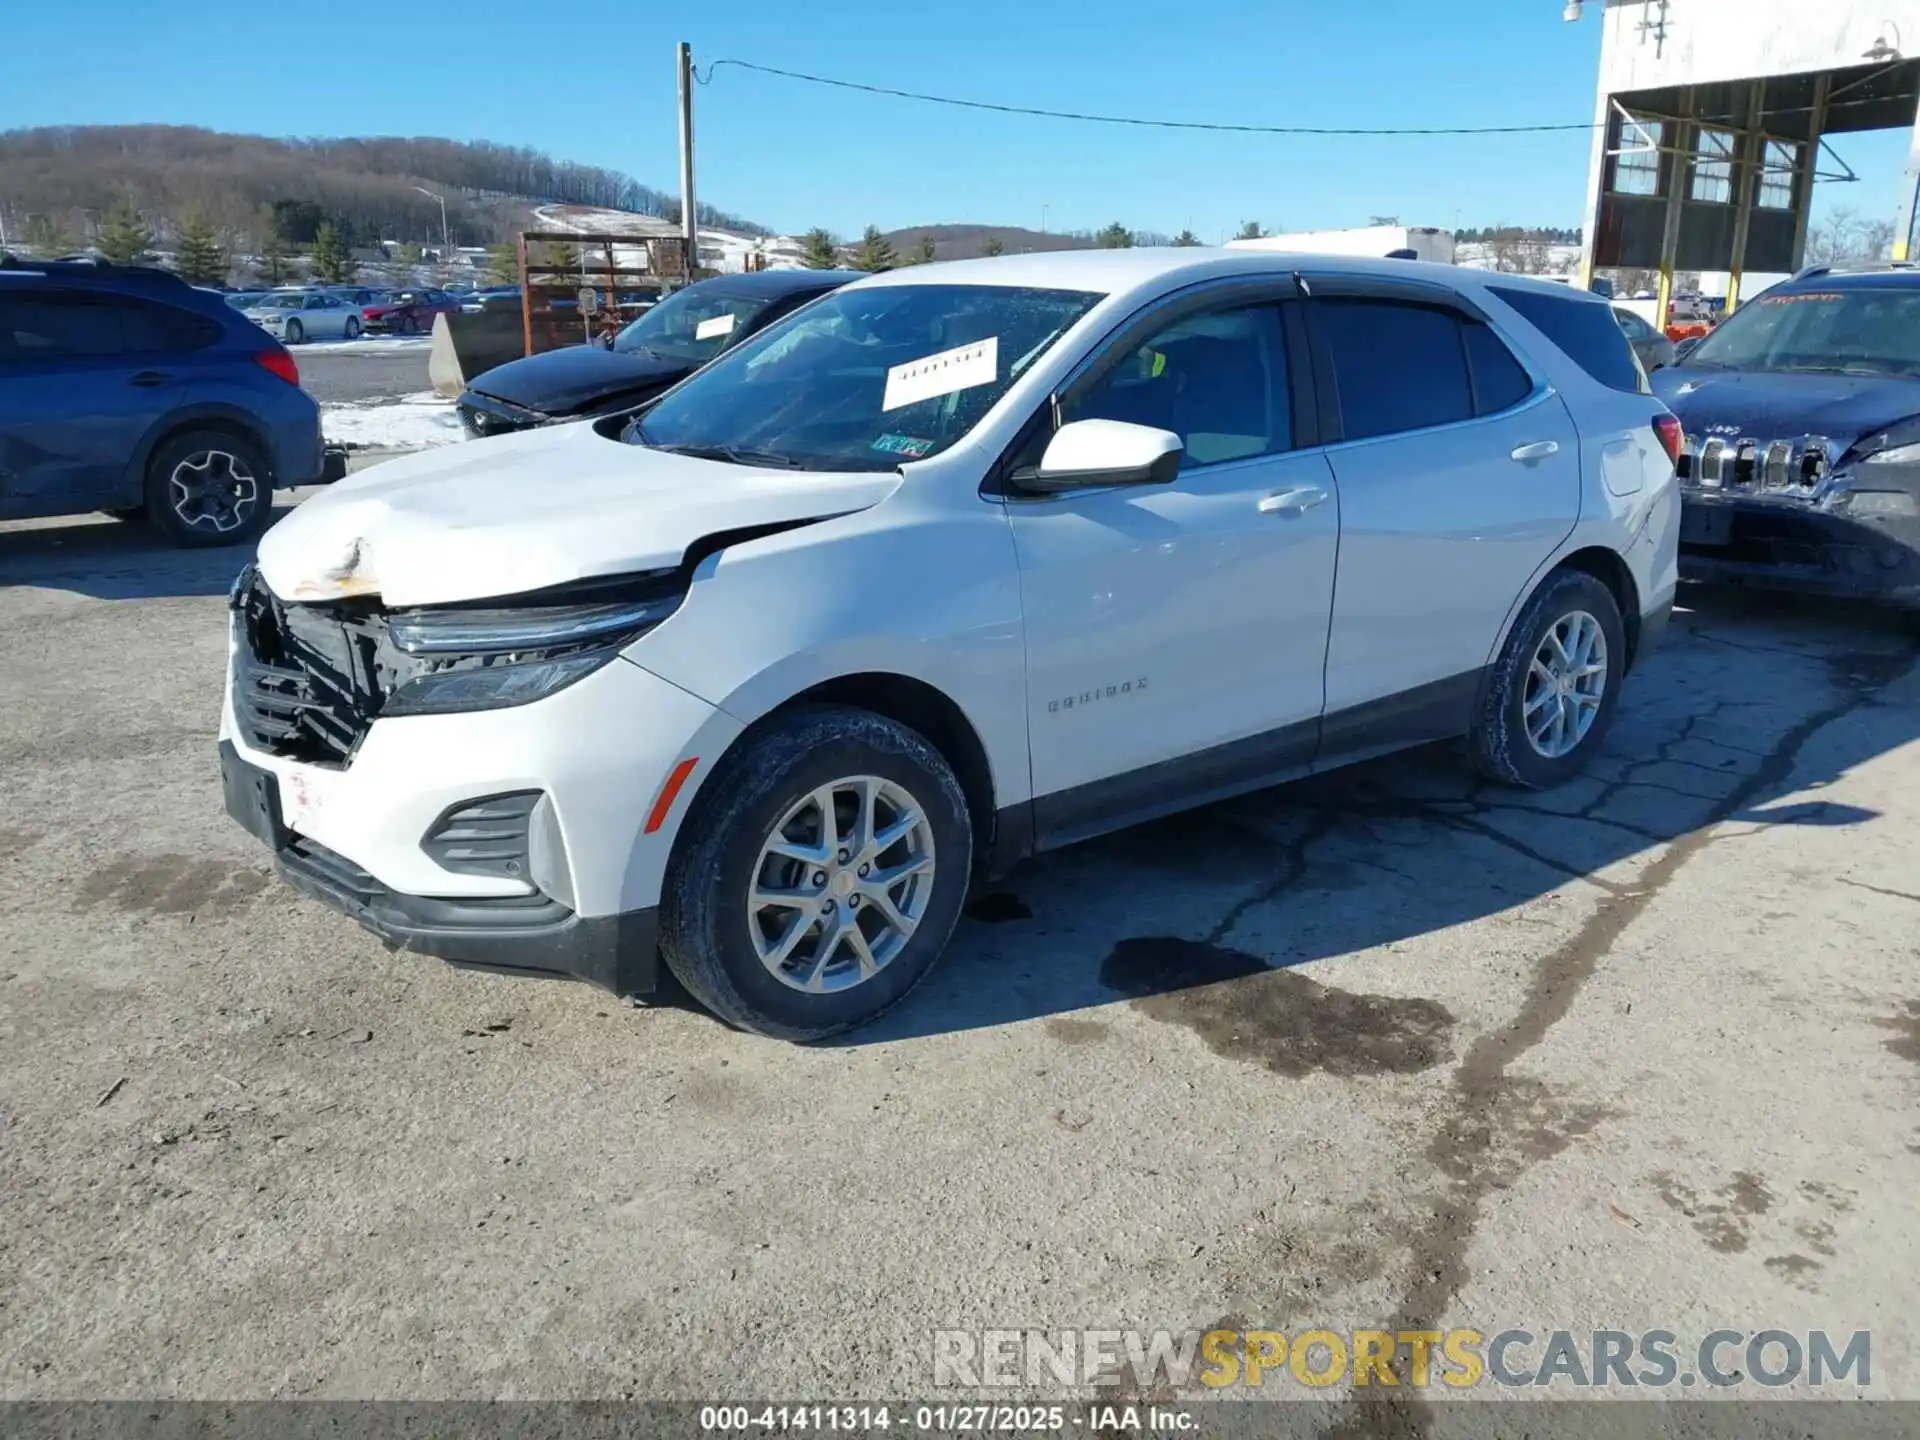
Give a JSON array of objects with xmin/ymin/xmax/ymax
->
[{"xmin": 0, "ymin": 125, "xmax": 766, "ymax": 261}]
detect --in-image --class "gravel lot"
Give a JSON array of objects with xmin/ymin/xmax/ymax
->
[{"xmin": 1, "ymin": 495, "xmax": 1917, "ymax": 1417}]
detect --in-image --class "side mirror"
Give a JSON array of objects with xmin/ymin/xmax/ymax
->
[
  {"xmin": 1674, "ymin": 337, "xmax": 1702, "ymax": 363},
  {"xmin": 1019, "ymin": 419, "xmax": 1184, "ymax": 493}
]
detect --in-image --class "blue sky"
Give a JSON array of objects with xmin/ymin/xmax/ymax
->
[{"xmin": 2, "ymin": 0, "xmax": 1907, "ymax": 240}]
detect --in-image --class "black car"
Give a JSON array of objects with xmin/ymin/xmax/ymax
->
[
  {"xmin": 457, "ymin": 268, "xmax": 863, "ymax": 438},
  {"xmin": 1650, "ymin": 264, "xmax": 1920, "ymax": 616}
]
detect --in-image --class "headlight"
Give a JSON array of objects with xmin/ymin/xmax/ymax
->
[
  {"xmin": 1863, "ymin": 441, "xmax": 1920, "ymax": 465},
  {"xmin": 380, "ymin": 575, "xmax": 684, "ymax": 717},
  {"xmin": 1832, "ymin": 489, "xmax": 1920, "ymax": 519}
]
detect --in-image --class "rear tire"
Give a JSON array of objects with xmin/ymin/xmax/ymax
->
[
  {"xmin": 659, "ymin": 705, "xmax": 972, "ymax": 1041},
  {"xmin": 143, "ymin": 430, "xmax": 274, "ymax": 548},
  {"xmin": 1468, "ymin": 568, "xmax": 1626, "ymax": 789},
  {"xmin": 344, "ymin": 317, "xmax": 361, "ymax": 340}
]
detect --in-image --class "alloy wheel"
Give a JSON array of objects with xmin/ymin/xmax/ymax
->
[
  {"xmin": 747, "ymin": 775, "xmax": 936, "ymax": 994},
  {"xmin": 1523, "ymin": 609, "xmax": 1608, "ymax": 759},
  {"xmin": 168, "ymin": 449, "xmax": 260, "ymax": 535}
]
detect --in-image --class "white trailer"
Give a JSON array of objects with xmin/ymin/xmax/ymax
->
[{"xmin": 1224, "ymin": 225, "xmax": 1456, "ymax": 264}]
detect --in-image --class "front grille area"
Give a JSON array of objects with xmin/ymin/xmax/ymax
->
[
  {"xmin": 422, "ymin": 791, "xmax": 540, "ymax": 879},
  {"xmin": 1678, "ymin": 433, "xmax": 1832, "ymax": 498},
  {"xmin": 233, "ymin": 570, "xmax": 386, "ymax": 768}
]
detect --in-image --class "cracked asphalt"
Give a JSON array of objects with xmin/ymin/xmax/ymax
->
[{"xmin": 2, "ymin": 502, "xmax": 1919, "ymax": 1422}]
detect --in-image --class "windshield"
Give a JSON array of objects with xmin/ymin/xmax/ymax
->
[
  {"xmin": 627, "ymin": 283, "xmax": 1102, "ymax": 472},
  {"xmin": 612, "ymin": 286, "xmax": 776, "ymax": 363},
  {"xmin": 1685, "ymin": 287, "xmax": 1920, "ymax": 377},
  {"xmin": 256, "ymin": 294, "xmax": 305, "ymax": 309}
]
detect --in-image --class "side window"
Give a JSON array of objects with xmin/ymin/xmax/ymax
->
[
  {"xmin": 1462, "ymin": 321, "xmax": 1534, "ymax": 415},
  {"xmin": 1065, "ymin": 303, "xmax": 1291, "ymax": 466},
  {"xmin": 0, "ymin": 291, "xmax": 133, "ymax": 358},
  {"xmin": 119, "ymin": 299, "xmax": 223, "ymax": 353},
  {"xmin": 1491, "ymin": 285, "xmax": 1645, "ymax": 393},
  {"xmin": 1316, "ymin": 299, "xmax": 1473, "ymax": 441}
]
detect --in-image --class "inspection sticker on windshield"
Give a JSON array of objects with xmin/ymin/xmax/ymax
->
[
  {"xmin": 882, "ymin": 336, "xmax": 998, "ymax": 412},
  {"xmin": 872, "ymin": 433, "xmax": 936, "ymax": 458},
  {"xmin": 695, "ymin": 313, "xmax": 737, "ymax": 340}
]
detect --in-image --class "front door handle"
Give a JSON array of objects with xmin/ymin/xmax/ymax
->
[
  {"xmin": 129, "ymin": 371, "xmax": 169, "ymax": 388},
  {"xmin": 1511, "ymin": 440, "xmax": 1561, "ymax": 463},
  {"xmin": 1258, "ymin": 485, "xmax": 1329, "ymax": 517}
]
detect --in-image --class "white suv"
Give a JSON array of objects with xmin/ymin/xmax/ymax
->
[{"xmin": 220, "ymin": 250, "xmax": 1681, "ymax": 1039}]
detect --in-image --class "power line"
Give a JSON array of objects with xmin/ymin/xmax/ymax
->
[{"xmin": 698, "ymin": 58, "xmax": 1603, "ymax": 137}]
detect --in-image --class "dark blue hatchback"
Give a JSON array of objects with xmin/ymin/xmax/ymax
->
[{"xmin": 0, "ymin": 256, "xmax": 333, "ymax": 546}]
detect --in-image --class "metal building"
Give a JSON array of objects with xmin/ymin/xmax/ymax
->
[{"xmin": 1575, "ymin": 0, "xmax": 1920, "ymax": 326}]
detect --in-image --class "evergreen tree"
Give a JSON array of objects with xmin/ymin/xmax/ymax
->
[
  {"xmin": 799, "ymin": 228, "xmax": 839, "ymax": 269},
  {"xmin": 1095, "ymin": 222, "xmax": 1134, "ymax": 249},
  {"xmin": 391, "ymin": 241, "xmax": 424, "ymax": 271},
  {"xmin": 96, "ymin": 203, "xmax": 153, "ymax": 264},
  {"xmin": 257, "ymin": 227, "xmax": 290, "ymax": 285},
  {"xmin": 174, "ymin": 212, "xmax": 226, "ymax": 285},
  {"xmin": 850, "ymin": 225, "xmax": 896, "ymax": 272},
  {"xmin": 912, "ymin": 234, "xmax": 937, "ymax": 265},
  {"xmin": 546, "ymin": 240, "xmax": 581, "ymax": 281},
  {"xmin": 980, "ymin": 235, "xmax": 1004, "ymax": 257},
  {"xmin": 483, "ymin": 242, "xmax": 519, "ymax": 286},
  {"xmin": 1171, "ymin": 229, "xmax": 1202, "ymax": 247},
  {"xmin": 1234, "ymin": 220, "xmax": 1267, "ymax": 241},
  {"xmin": 310, "ymin": 221, "xmax": 355, "ymax": 283}
]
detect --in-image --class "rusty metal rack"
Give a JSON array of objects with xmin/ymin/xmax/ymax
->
[{"xmin": 514, "ymin": 231, "xmax": 689, "ymax": 356}]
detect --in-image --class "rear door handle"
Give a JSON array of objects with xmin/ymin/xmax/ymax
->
[
  {"xmin": 1258, "ymin": 485, "xmax": 1330, "ymax": 517},
  {"xmin": 129, "ymin": 371, "xmax": 169, "ymax": 388},
  {"xmin": 1511, "ymin": 440, "xmax": 1561, "ymax": 463}
]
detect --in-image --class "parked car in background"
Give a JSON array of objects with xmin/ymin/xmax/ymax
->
[
  {"xmin": 223, "ymin": 250, "xmax": 1678, "ymax": 1039},
  {"xmin": 457, "ymin": 269, "xmax": 862, "ymax": 437},
  {"xmin": 362, "ymin": 288, "xmax": 460, "ymax": 335},
  {"xmin": 224, "ymin": 290, "xmax": 273, "ymax": 310},
  {"xmin": 1613, "ymin": 305, "xmax": 1675, "ymax": 373},
  {"xmin": 0, "ymin": 255, "xmax": 332, "ymax": 544},
  {"xmin": 251, "ymin": 290, "xmax": 365, "ymax": 343},
  {"xmin": 323, "ymin": 286, "xmax": 391, "ymax": 310},
  {"xmin": 1651, "ymin": 263, "xmax": 1920, "ymax": 616},
  {"xmin": 461, "ymin": 286, "xmax": 520, "ymax": 314}
]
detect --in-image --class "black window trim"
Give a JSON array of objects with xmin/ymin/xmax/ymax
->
[
  {"xmin": 982, "ymin": 272, "xmax": 1315, "ymax": 501},
  {"xmin": 1298, "ymin": 276, "xmax": 1549, "ymax": 448}
]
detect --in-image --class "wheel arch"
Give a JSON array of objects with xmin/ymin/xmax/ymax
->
[
  {"xmin": 715, "ymin": 671, "xmax": 1004, "ymax": 874},
  {"xmin": 1554, "ymin": 544, "xmax": 1644, "ymax": 670},
  {"xmin": 127, "ymin": 407, "xmax": 275, "ymax": 497}
]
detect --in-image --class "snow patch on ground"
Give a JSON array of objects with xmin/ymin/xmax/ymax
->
[{"xmin": 323, "ymin": 392, "xmax": 464, "ymax": 450}]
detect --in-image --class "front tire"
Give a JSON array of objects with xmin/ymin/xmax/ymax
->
[
  {"xmin": 143, "ymin": 430, "xmax": 274, "ymax": 548},
  {"xmin": 399, "ymin": 314, "xmax": 419, "ymax": 336},
  {"xmin": 1468, "ymin": 568, "xmax": 1626, "ymax": 788},
  {"xmin": 283, "ymin": 318, "xmax": 304, "ymax": 344},
  {"xmin": 659, "ymin": 705, "xmax": 973, "ymax": 1041}
]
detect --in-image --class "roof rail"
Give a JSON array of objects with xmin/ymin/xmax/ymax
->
[
  {"xmin": 1792, "ymin": 259, "xmax": 1916, "ymax": 280},
  {"xmin": 0, "ymin": 253, "xmax": 186, "ymax": 286}
]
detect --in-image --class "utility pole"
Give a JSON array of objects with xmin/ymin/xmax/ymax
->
[
  {"xmin": 412, "ymin": 185, "xmax": 450, "ymax": 262},
  {"xmin": 677, "ymin": 42, "xmax": 698, "ymax": 282}
]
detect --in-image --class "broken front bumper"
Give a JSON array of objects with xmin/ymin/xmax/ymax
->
[{"xmin": 1677, "ymin": 491, "xmax": 1920, "ymax": 609}]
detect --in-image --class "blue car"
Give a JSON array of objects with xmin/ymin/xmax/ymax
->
[{"xmin": 0, "ymin": 255, "xmax": 335, "ymax": 546}]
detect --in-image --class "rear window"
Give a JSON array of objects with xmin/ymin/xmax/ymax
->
[{"xmin": 1492, "ymin": 286, "xmax": 1645, "ymax": 393}]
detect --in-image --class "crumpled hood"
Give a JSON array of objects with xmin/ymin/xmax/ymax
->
[
  {"xmin": 468, "ymin": 345, "xmax": 690, "ymax": 417},
  {"xmin": 1652, "ymin": 368, "xmax": 1920, "ymax": 453},
  {"xmin": 256, "ymin": 421, "xmax": 901, "ymax": 608}
]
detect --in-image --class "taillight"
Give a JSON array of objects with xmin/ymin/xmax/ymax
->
[
  {"xmin": 1653, "ymin": 413, "xmax": 1684, "ymax": 468},
  {"xmin": 254, "ymin": 347, "xmax": 300, "ymax": 387},
  {"xmin": 363, "ymin": 307, "xmax": 380, "ymax": 318}
]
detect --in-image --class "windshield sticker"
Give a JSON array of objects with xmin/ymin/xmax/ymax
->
[
  {"xmin": 695, "ymin": 313, "xmax": 737, "ymax": 340},
  {"xmin": 1760, "ymin": 292, "xmax": 1843, "ymax": 305},
  {"xmin": 872, "ymin": 433, "xmax": 937, "ymax": 458},
  {"xmin": 882, "ymin": 336, "xmax": 999, "ymax": 412}
]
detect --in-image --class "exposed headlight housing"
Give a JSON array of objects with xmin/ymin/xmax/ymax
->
[
  {"xmin": 379, "ymin": 572, "xmax": 684, "ymax": 717},
  {"xmin": 1862, "ymin": 441, "xmax": 1920, "ymax": 466}
]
